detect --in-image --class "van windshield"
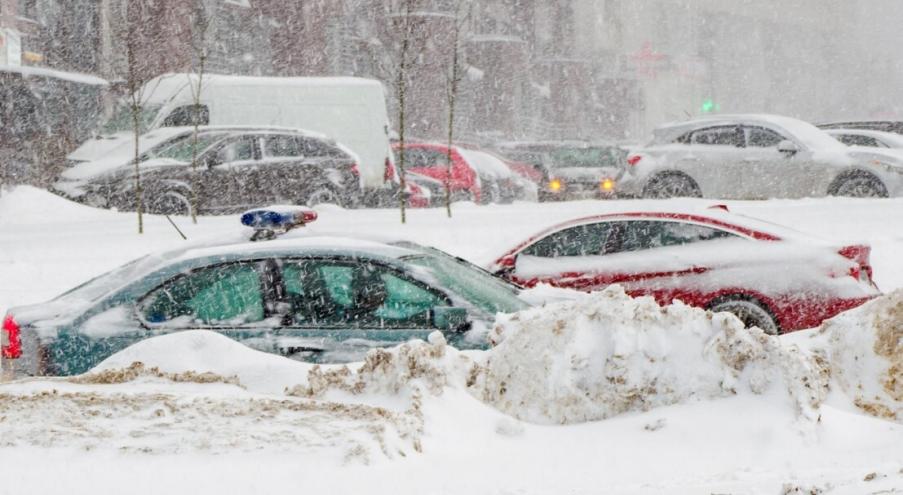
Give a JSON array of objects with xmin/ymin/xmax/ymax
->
[{"xmin": 100, "ymin": 103, "xmax": 162, "ymax": 135}]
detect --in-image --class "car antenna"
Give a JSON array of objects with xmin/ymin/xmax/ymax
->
[{"xmin": 165, "ymin": 214, "xmax": 188, "ymax": 240}]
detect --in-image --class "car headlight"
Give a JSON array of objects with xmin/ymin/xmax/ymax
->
[
  {"xmin": 548, "ymin": 178, "xmax": 563, "ymax": 192},
  {"xmin": 600, "ymin": 178, "xmax": 615, "ymax": 191}
]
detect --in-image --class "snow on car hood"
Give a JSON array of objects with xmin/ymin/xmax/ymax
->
[
  {"xmin": 846, "ymin": 146, "xmax": 903, "ymax": 170},
  {"xmin": 457, "ymin": 148, "xmax": 514, "ymax": 179}
]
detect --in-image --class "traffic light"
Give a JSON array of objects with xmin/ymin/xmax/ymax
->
[{"xmin": 701, "ymin": 98, "xmax": 720, "ymax": 114}]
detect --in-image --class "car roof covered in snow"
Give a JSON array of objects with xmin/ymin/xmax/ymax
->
[
  {"xmin": 496, "ymin": 205, "xmax": 831, "ymax": 259},
  {"xmin": 651, "ymin": 114, "xmax": 846, "ymax": 151},
  {"xmin": 824, "ymin": 128, "xmax": 903, "ymax": 147}
]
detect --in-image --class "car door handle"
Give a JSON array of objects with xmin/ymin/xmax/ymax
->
[{"xmin": 278, "ymin": 345, "xmax": 324, "ymax": 356}]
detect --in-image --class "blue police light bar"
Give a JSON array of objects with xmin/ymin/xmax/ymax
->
[{"xmin": 241, "ymin": 206, "xmax": 317, "ymax": 240}]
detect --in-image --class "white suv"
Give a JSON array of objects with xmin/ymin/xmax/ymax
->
[{"xmin": 622, "ymin": 114, "xmax": 903, "ymax": 199}]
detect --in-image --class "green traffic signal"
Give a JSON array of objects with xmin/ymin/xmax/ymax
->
[{"xmin": 701, "ymin": 99, "xmax": 720, "ymax": 113}]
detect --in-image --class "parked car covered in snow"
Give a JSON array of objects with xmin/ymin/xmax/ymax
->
[
  {"xmin": 489, "ymin": 206, "xmax": 879, "ymax": 334},
  {"xmin": 0, "ymin": 207, "xmax": 528, "ymax": 377},
  {"xmin": 392, "ymin": 142, "xmax": 535, "ymax": 204},
  {"xmin": 624, "ymin": 114, "xmax": 903, "ymax": 199},
  {"xmin": 494, "ymin": 141, "xmax": 624, "ymax": 201},
  {"xmin": 54, "ymin": 126, "xmax": 364, "ymax": 214}
]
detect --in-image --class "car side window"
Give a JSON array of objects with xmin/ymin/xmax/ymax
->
[
  {"xmin": 835, "ymin": 134, "xmax": 882, "ymax": 148},
  {"xmin": 523, "ymin": 223, "xmax": 616, "ymax": 257},
  {"xmin": 616, "ymin": 221, "xmax": 736, "ymax": 253},
  {"xmin": 211, "ymin": 136, "xmax": 257, "ymax": 166},
  {"xmin": 745, "ymin": 126, "xmax": 786, "ymax": 148},
  {"xmin": 141, "ymin": 262, "xmax": 265, "ymax": 326},
  {"xmin": 281, "ymin": 260, "xmax": 449, "ymax": 328},
  {"xmin": 263, "ymin": 135, "xmax": 302, "ymax": 158},
  {"xmin": 690, "ymin": 126, "xmax": 744, "ymax": 147},
  {"xmin": 402, "ymin": 148, "xmax": 447, "ymax": 169},
  {"xmin": 299, "ymin": 138, "xmax": 347, "ymax": 159}
]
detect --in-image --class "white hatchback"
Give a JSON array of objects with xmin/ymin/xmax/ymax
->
[{"xmin": 621, "ymin": 114, "xmax": 903, "ymax": 199}]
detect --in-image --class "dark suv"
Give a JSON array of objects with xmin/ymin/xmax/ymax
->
[{"xmin": 55, "ymin": 127, "xmax": 360, "ymax": 214}]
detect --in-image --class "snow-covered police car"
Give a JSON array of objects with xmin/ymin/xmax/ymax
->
[{"xmin": 1, "ymin": 207, "xmax": 528, "ymax": 377}]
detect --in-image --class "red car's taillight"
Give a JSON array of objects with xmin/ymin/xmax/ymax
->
[
  {"xmin": 627, "ymin": 155, "xmax": 642, "ymax": 166},
  {"xmin": 838, "ymin": 244, "xmax": 873, "ymax": 281},
  {"xmin": 2, "ymin": 314, "xmax": 22, "ymax": 359},
  {"xmin": 385, "ymin": 157, "xmax": 396, "ymax": 183}
]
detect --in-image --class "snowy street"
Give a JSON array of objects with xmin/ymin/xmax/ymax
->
[
  {"xmin": 3, "ymin": 0, "xmax": 903, "ymax": 492},
  {"xmin": 1, "ymin": 188, "xmax": 903, "ymax": 494}
]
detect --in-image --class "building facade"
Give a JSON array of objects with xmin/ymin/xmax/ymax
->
[{"xmin": 3, "ymin": 0, "xmax": 903, "ymax": 187}]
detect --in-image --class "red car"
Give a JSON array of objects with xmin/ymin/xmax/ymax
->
[
  {"xmin": 489, "ymin": 207, "xmax": 879, "ymax": 334},
  {"xmin": 393, "ymin": 142, "xmax": 483, "ymax": 202}
]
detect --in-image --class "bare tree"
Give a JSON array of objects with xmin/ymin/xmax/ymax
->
[
  {"xmin": 124, "ymin": 16, "xmax": 145, "ymax": 234},
  {"xmin": 187, "ymin": 1, "xmax": 211, "ymax": 224},
  {"xmin": 393, "ymin": 0, "xmax": 420, "ymax": 224},
  {"xmin": 444, "ymin": 2, "xmax": 471, "ymax": 218}
]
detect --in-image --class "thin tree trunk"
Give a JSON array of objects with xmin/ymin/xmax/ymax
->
[
  {"xmin": 190, "ymin": 54, "xmax": 206, "ymax": 224},
  {"xmin": 127, "ymin": 33, "xmax": 143, "ymax": 234},
  {"xmin": 396, "ymin": 2, "xmax": 413, "ymax": 225},
  {"xmin": 445, "ymin": 10, "xmax": 462, "ymax": 219}
]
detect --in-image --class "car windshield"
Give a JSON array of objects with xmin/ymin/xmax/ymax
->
[
  {"xmin": 403, "ymin": 252, "xmax": 527, "ymax": 315},
  {"xmin": 53, "ymin": 255, "xmax": 156, "ymax": 303},
  {"xmin": 99, "ymin": 103, "xmax": 162, "ymax": 135},
  {"xmin": 547, "ymin": 147, "xmax": 624, "ymax": 168},
  {"xmin": 147, "ymin": 133, "xmax": 229, "ymax": 161}
]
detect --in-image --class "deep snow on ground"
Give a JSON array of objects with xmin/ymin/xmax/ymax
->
[
  {"xmin": 2, "ymin": 186, "xmax": 903, "ymax": 494},
  {"xmin": 3, "ymin": 292, "xmax": 903, "ymax": 494}
]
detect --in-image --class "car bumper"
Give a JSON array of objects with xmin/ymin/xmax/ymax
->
[
  {"xmin": 773, "ymin": 294, "xmax": 876, "ymax": 332},
  {"xmin": 540, "ymin": 181, "xmax": 618, "ymax": 201}
]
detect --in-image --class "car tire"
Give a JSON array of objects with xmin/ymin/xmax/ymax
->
[
  {"xmin": 480, "ymin": 181, "xmax": 501, "ymax": 205},
  {"xmin": 150, "ymin": 190, "xmax": 193, "ymax": 216},
  {"xmin": 709, "ymin": 296, "xmax": 779, "ymax": 335},
  {"xmin": 302, "ymin": 184, "xmax": 344, "ymax": 207},
  {"xmin": 642, "ymin": 172, "xmax": 702, "ymax": 199},
  {"xmin": 828, "ymin": 171, "xmax": 888, "ymax": 198}
]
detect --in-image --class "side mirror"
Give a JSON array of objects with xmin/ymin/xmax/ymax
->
[
  {"xmin": 777, "ymin": 140, "xmax": 800, "ymax": 155},
  {"xmin": 204, "ymin": 154, "xmax": 222, "ymax": 168},
  {"xmin": 492, "ymin": 254, "xmax": 517, "ymax": 277},
  {"xmin": 431, "ymin": 306, "xmax": 470, "ymax": 332}
]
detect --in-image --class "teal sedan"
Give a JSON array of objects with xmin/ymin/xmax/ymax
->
[{"xmin": 1, "ymin": 218, "xmax": 528, "ymax": 377}]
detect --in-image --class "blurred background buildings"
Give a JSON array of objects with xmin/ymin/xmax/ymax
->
[{"xmin": 2, "ymin": 0, "xmax": 902, "ymax": 183}]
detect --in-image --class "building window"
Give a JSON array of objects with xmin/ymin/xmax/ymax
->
[{"xmin": 17, "ymin": 0, "xmax": 38, "ymax": 21}]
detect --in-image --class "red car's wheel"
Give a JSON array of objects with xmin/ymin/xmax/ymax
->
[{"xmin": 709, "ymin": 296, "xmax": 779, "ymax": 335}]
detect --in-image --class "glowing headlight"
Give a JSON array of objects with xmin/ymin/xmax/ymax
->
[
  {"xmin": 601, "ymin": 178, "xmax": 615, "ymax": 191},
  {"xmin": 548, "ymin": 179, "xmax": 563, "ymax": 192}
]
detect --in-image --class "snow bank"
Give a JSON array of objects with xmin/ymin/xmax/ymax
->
[
  {"xmin": 817, "ymin": 290, "xmax": 903, "ymax": 421},
  {"xmin": 479, "ymin": 285, "xmax": 827, "ymax": 424},
  {"xmin": 93, "ymin": 330, "xmax": 313, "ymax": 394}
]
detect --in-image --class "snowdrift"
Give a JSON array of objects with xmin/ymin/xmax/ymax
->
[
  {"xmin": 815, "ymin": 289, "xmax": 903, "ymax": 421},
  {"xmin": 480, "ymin": 285, "xmax": 827, "ymax": 424},
  {"xmin": 3, "ymin": 287, "xmax": 901, "ymax": 462}
]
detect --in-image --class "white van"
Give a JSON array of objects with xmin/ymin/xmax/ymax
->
[{"xmin": 68, "ymin": 73, "xmax": 394, "ymax": 189}]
